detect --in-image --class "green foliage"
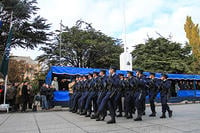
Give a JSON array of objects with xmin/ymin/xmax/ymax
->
[
  {"xmin": 37, "ymin": 20, "xmax": 123, "ymax": 69},
  {"xmin": 131, "ymin": 37, "xmax": 193, "ymax": 73},
  {"xmin": 0, "ymin": 0, "xmax": 51, "ymax": 58}
]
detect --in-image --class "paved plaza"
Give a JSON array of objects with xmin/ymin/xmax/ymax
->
[{"xmin": 0, "ymin": 103, "xmax": 200, "ymax": 133}]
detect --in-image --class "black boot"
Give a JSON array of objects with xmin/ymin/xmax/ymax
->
[
  {"xmin": 168, "ymin": 110, "xmax": 173, "ymax": 118},
  {"xmin": 96, "ymin": 114, "xmax": 101, "ymax": 121},
  {"xmin": 134, "ymin": 117, "xmax": 142, "ymax": 121},
  {"xmin": 149, "ymin": 112, "xmax": 156, "ymax": 117},
  {"xmin": 80, "ymin": 111, "xmax": 87, "ymax": 115},
  {"xmin": 101, "ymin": 115, "xmax": 106, "ymax": 121},
  {"xmin": 126, "ymin": 115, "xmax": 133, "ymax": 119},
  {"xmin": 90, "ymin": 114, "xmax": 96, "ymax": 119},
  {"xmin": 107, "ymin": 118, "xmax": 116, "ymax": 124},
  {"xmin": 116, "ymin": 113, "xmax": 123, "ymax": 117},
  {"xmin": 85, "ymin": 114, "xmax": 90, "ymax": 117},
  {"xmin": 160, "ymin": 113, "xmax": 166, "ymax": 118}
]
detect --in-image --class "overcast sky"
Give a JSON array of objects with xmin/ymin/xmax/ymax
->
[{"xmin": 11, "ymin": 0, "xmax": 200, "ymax": 60}]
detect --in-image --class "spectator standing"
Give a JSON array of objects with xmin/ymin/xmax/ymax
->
[
  {"xmin": 6, "ymin": 83, "xmax": 16, "ymax": 111},
  {"xmin": 28, "ymin": 85, "xmax": 35, "ymax": 109},
  {"xmin": 15, "ymin": 83, "xmax": 23, "ymax": 111},
  {"xmin": 21, "ymin": 81, "xmax": 29, "ymax": 112},
  {"xmin": 51, "ymin": 77, "xmax": 59, "ymax": 91},
  {"xmin": 40, "ymin": 83, "xmax": 48, "ymax": 110}
]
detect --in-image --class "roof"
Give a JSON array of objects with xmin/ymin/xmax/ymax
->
[
  {"xmin": 10, "ymin": 56, "xmax": 38, "ymax": 65},
  {"xmin": 45, "ymin": 66, "xmax": 200, "ymax": 85}
]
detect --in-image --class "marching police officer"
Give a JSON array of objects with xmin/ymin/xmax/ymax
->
[
  {"xmin": 96, "ymin": 70, "xmax": 108, "ymax": 120},
  {"xmin": 84, "ymin": 72, "xmax": 99, "ymax": 118},
  {"xmin": 147, "ymin": 73, "xmax": 160, "ymax": 117},
  {"xmin": 72, "ymin": 76, "xmax": 83, "ymax": 113},
  {"xmin": 78, "ymin": 75, "xmax": 89, "ymax": 114},
  {"xmin": 114, "ymin": 73, "xmax": 124, "ymax": 117},
  {"xmin": 160, "ymin": 74, "xmax": 173, "ymax": 118},
  {"xmin": 69, "ymin": 76, "xmax": 79, "ymax": 112},
  {"xmin": 96, "ymin": 66, "xmax": 119, "ymax": 124},
  {"xmin": 81, "ymin": 73, "xmax": 93, "ymax": 116},
  {"xmin": 124, "ymin": 71, "xmax": 136, "ymax": 119},
  {"xmin": 134, "ymin": 69, "xmax": 147, "ymax": 121}
]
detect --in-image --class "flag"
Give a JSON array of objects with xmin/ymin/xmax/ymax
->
[
  {"xmin": 0, "ymin": 26, "xmax": 13, "ymax": 79},
  {"xmin": 0, "ymin": 20, "xmax": 2, "ymax": 29}
]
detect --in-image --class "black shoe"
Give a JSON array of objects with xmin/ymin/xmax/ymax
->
[
  {"xmin": 101, "ymin": 115, "xmax": 106, "ymax": 121},
  {"xmin": 168, "ymin": 110, "xmax": 173, "ymax": 118},
  {"xmin": 160, "ymin": 114, "xmax": 166, "ymax": 118},
  {"xmin": 90, "ymin": 114, "xmax": 96, "ymax": 119},
  {"xmin": 96, "ymin": 116, "xmax": 101, "ymax": 121},
  {"xmin": 149, "ymin": 113, "xmax": 156, "ymax": 117},
  {"xmin": 116, "ymin": 114, "xmax": 123, "ymax": 117},
  {"xmin": 143, "ymin": 112, "xmax": 146, "ymax": 115},
  {"xmin": 107, "ymin": 119, "xmax": 116, "ymax": 124},
  {"xmin": 134, "ymin": 117, "xmax": 142, "ymax": 121},
  {"xmin": 126, "ymin": 115, "xmax": 133, "ymax": 119},
  {"xmin": 124, "ymin": 114, "xmax": 128, "ymax": 118},
  {"xmin": 72, "ymin": 110, "xmax": 77, "ymax": 113},
  {"xmin": 85, "ymin": 114, "xmax": 90, "ymax": 117},
  {"xmin": 80, "ymin": 112, "xmax": 87, "ymax": 115}
]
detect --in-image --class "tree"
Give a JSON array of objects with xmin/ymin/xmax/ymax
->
[
  {"xmin": 184, "ymin": 16, "xmax": 200, "ymax": 73},
  {"xmin": 8, "ymin": 59, "xmax": 28, "ymax": 83},
  {"xmin": 37, "ymin": 20, "xmax": 123, "ymax": 69},
  {"xmin": 0, "ymin": 0, "xmax": 51, "ymax": 59},
  {"xmin": 131, "ymin": 37, "xmax": 192, "ymax": 73}
]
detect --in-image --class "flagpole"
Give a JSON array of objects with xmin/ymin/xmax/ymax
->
[
  {"xmin": 0, "ymin": 11, "xmax": 13, "ymax": 112},
  {"xmin": 3, "ymin": 75, "xmax": 8, "ymax": 104},
  {"xmin": 59, "ymin": 20, "xmax": 62, "ymax": 65}
]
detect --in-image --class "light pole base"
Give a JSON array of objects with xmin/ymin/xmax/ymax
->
[{"xmin": 0, "ymin": 104, "xmax": 9, "ymax": 113}]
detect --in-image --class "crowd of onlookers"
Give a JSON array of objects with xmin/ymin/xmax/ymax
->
[
  {"xmin": 0, "ymin": 79, "xmax": 59, "ymax": 112},
  {"xmin": 0, "ymin": 81, "xmax": 35, "ymax": 112},
  {"xmin": 176, "ymin": 80, "xmax": 200, "ymax": 90}
]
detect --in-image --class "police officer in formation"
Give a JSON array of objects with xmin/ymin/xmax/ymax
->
[
  {"xmin": 147, "ymin": 73, "xmax": 160, "ymax": 117},
  {"xmin": 69, "ymin": 67, "xmax": 173, "ymax": 124}
]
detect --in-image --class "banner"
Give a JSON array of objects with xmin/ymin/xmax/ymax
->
[
  {"xmin": 53, "ymin": 91, "xmax": 70, "ymax": 102},
  {"xmin": 0, "ymin": 26, "xmax": 13, "ymax": 79}
]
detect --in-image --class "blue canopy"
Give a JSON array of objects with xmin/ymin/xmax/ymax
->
[{"xmin": 45, "ymin": 66, "xmax": 200, "ymax": 85}]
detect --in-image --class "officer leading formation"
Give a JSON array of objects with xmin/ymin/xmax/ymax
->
[{"xmin": 68, "ymin": 66, "xmax": 173, "ymax": 124}]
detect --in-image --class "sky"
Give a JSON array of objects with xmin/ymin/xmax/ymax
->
[{"xmin": 11, "ymin": 0, "xmax": 200, "ymax": 60}]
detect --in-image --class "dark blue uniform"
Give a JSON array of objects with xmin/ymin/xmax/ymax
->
[
  {"xmin": 124, "ymin": 76, "xmax": 136, "ymax": 118},
  {"xmin": 78, "ymin": 79, "xmax": 90, "ymax": 114},
  {"xmin": 96, "ymin": 75, "xmax": 107, "ymax": 108},
  {"xmin": 84, "ymin": 76, "xmax": 98, "ymax": 116},
  {"xmin": 69, "ymin": 80, "xmax": 78, "ymax": 111},
  {"xmin": 134, "ymin": 75, "xmax": 147, "ymax": 120},
  {"xmin": 147, "ymin": 78, "xmax": 160, "ymax": 115},
  {"xmin": 114, "ymin": 78, "xmax": 125, "ymax": 117},
  {"xmin": 72, "ymin": 80, "xmax": 82, "ymax": 113},
  {"xmin": 160, "ymin": 79, "xmax": 172, "ymax": 117},
  {"xmin": 97, "ymin": 73, "xmax": 119, "ymax": 123}
]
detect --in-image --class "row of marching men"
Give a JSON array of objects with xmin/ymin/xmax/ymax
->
[{"xmin": 69, "ymin": 66, "xmax": 173, "ymax": 124}]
